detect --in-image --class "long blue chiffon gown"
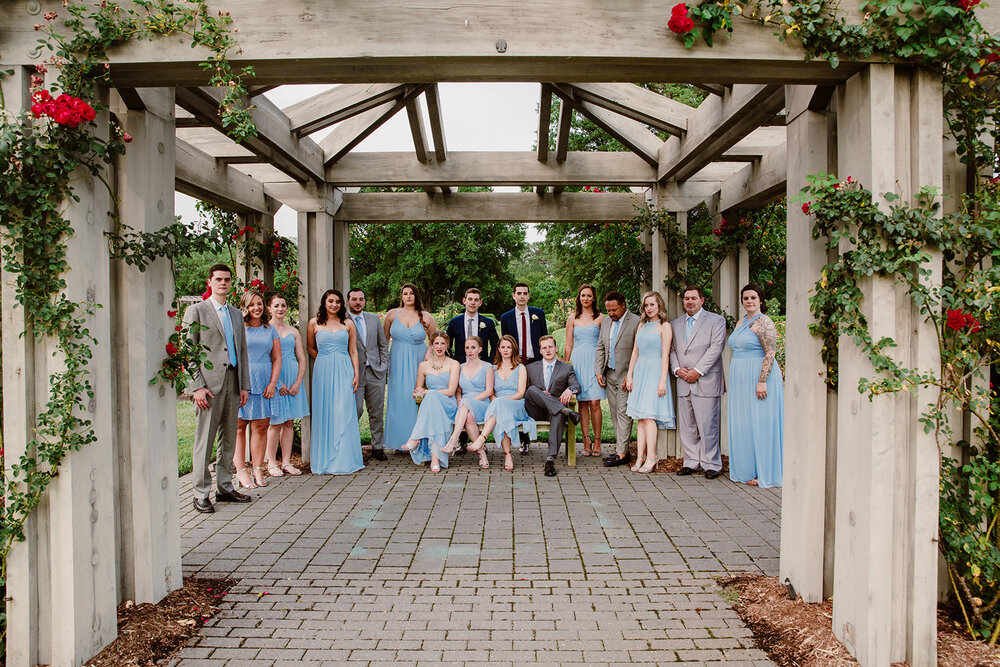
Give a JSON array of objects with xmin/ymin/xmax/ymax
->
[
  {"xmin": 570, "ymin": 323, "xmax": 606, "ymax": 401},
  {"xmin": 270, "ymin": 332, "xmax": 309, "ymax": 424},
  {"xmin": 407, "ymin": 371, "xmax": 458, "ymax": 467},
  {"xmin": 310, "ymin": 329, "xmax": 364, "ymax": 475},
  {"xmin": 727, "ymin": 314, "xmax": 784, "ymax": 488},
  {"xmin": 458, "ymin": 363, "xmax": 491, "ymax": 422},
  {"xmin": 625, "ymin": 322, "xmax": 676, "ymax": 428},
  {"xmin": 385, "ymin": 318, "xmax": 427, "ymax": 449},
  {"xmin": 484, "ymin": 365, "xmax": 536, "ymax": 445}
]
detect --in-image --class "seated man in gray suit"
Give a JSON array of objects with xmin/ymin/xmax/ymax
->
[
  {"xmin": 595, "ymin": 291, "xmax": 640, "ymax": 468},
  {"xmin": 525, "ymin": 336, "xmax": 581, "ymax": 477},
  {"xmin": 669, "ymin": 285, "xmax": 727, "ymax": 479},
  {"xmin": 348, "ymin": 288, "xmax": 390, "ymax": 461},
  {"xmin": 183, "ymin": 264, "xmax": 252, "ymax": 513}
]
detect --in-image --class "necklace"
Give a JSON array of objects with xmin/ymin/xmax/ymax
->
[{"xmin": 430, "ymin": 357, "xmax": 445, "ymax": 371}]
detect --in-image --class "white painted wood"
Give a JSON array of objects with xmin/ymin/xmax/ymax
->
[
  {"xmin": 562, "ymin": 82, "xmax": 690, "ymax": 136},
  {"xmin": 320, "ymin": 93, "xmax": 420, "ymax": 167},
  {"xmin": 537, "ymin": 84, "xmax": 552, "ymax": 163},
  {"xmin": 718, "ymin": 144, "xmax": 787, "ymax": 212},
  {"xmin": 283, "ymin": 83, "xmax": 408, "ymax": 136},
  {"xmin": 572, "ymin": 99, "xmax": 661, "ymax": 167},
  {"xmin": 554, "ymin": 98, "xmax": 573, "ymax": 164},
  {"xmin": 424, "ymin": 83, "xmax": 448, "ymax": 161},
  {"xmin": 718, "ymin": 127, "xmax": 786, "ymax": 161},
  {"xmin": 405, "ymin": 99, "xmax": 431, "ymax": 163},
  {"xmin": 175, "ymin": 138, "xmax": 270, "ymax": 213}
]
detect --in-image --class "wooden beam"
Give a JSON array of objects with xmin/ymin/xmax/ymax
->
[
  {"xmin": 320, "ymin": 86, "xmax": 426, "ymax": 166},
  {"xmin": 175, "ymin": 138, "xmax": 270, "ymax": 213},
  {"xmin": 176, "ymin": 127, "xmax": 256, "ymax": 161},
  {"xmin": 175, "ymin": 86, "xmax": 324, "ymax": 182},
  {"xmin": 657, "ymin": 84, "xmax": 785, "ymax": 182},
  {"xmin": 561, "ymin": 82, "xmax": 690, "ymax": 136},
  {"xmin": 717, "ymin": 127, "xmax": 786, "ymax": 161},
  {"xmin": 694, "ymin": 83, "xmax": 728, "ymax": 96},
  {"xmin": 573, "ymin": 99, "xmax": 661, "ymax": 167},
  {"xmin": 554, "ymin": 97, "xmax": 573, "ymax": 163},
  {"xmin": 324, "ymin": 151, "xmax": 656, "ymax": 187},
  {"xmin": 283, "ymin": 83, "xmax": 408, "ymax": 136},
  {"xmin": 718, "ymin": 143, "xmax": 787, "ymax": 211},
  {"xmin": 335, "ymin": 192, "xmax": 644, "ymax": 223},
  {"xmin": 424, "ymin": 83, "xmax": 447, "ymax": 161},
  {"xmin": 247, "ymin": 85, "xmax": 279, "ymax": 96},
  {"xmin": 263, "ymin": 181, "xmax": 342, "ymax": 214},
  {"xmin": 537, "ymin": 84, "xmax": 552, "ymax": 163},
  {"xmin": 405, "ymin": 99, "xmax": 430, "ymax": 163}
]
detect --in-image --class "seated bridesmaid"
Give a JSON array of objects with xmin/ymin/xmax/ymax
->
[
  {"xmin": 471, "ymin": 334, "xmax": 536, "ymax": 472},
  {"xmin": 402, "ymin": 332, "xmax": 460, "ymax": 472},
  {"xmin": 443, "ymin": 336, "xmax": 494, "ymax": 469}
]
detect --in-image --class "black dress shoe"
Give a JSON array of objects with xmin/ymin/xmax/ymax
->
[
  {"xmin": 677, "ymin": 466, "xmax": 697, "ymax": 476},
  {"xmin": 705, "ymin": 469, "xmax": 721, "ymax": 480},
  {"xmin": 370, "ymin": 448, "xmax": 387, "ymax": 461},
  {"xmin": 216, "ymin": 489, "xmax": 252, "ymax": 503},
  {"xmin": 193, "ymin": 497, "xmax": 215, "ymax": 513},
  {"xmin": 456, "ymin": 442, "xmax": 468, "ymax": 455},
  {"xmin": 544, "ymin": 460, "xmax": 557, "ymax": 477},
  {"xmin": 519, "ymin": 443, "xmax": 530, "ymax": 455},
  {"xmin": 604, "ymin": 453, "xmax": 631, "ymax": 467},
  {"xmin": 561, "ymin": 408, "xmax": 582, "ymax": 425}
]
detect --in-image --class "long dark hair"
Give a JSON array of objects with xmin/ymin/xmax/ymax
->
[
  {"xmin": 399, "ymin": 282, "xmax": 429, "ymax": 334},
  {"xmin": 493, "ymin": 334, "xmax": 522, "ymax": 368},
  {"xmin": 574, "ymin": 284, "xmax": 599, "ymax": 319},
  {"xmin": 316, "ymin": 289, "xmax": 347, "ymax": 325},
  {"xmin": 741, "ymin": 283, "xmax": 768, "ymax": 314}
]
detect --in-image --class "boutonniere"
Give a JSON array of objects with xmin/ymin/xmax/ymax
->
[
  {"xmin": 479, "ymin": 322, "xmax": 485, "ymax": 329},
  {"xmin": 531, "ymin": 314, "xmax": 538, "ymax": 322}
]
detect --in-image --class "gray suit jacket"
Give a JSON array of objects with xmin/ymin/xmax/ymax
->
[
  {"xmin": 669, "ymin": 309, "xmax": 727, "ymax": 397},
  {"xmin": 183, "ymin": 298, "xmax": 250, "ymax": 394},
  {"xmin": 595, "ymin": 310, "xmax": 640, "ymax": 377},
  {"xmin": 526, "ymin": 358, "xmax": 581, "ymax": 397},
  {"xmin": 352, "ymin": 311, "xmax": 389, "ymax": 378}
]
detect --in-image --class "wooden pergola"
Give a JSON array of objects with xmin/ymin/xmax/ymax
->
[{"xmin": 2, "ymin": 2, "xmax": 992, "ymax": 665}]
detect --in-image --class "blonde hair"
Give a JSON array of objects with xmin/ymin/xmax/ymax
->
[
  {"xmin": 638, "ymin": 291, "xmax": 667, "ymax": 324},
  {"xmin": 240, "ymin": 289, "xmax": 269, "ymax": 326}
]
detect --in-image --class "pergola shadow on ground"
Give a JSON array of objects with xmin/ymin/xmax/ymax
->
[{"xmin": 173, "ymin": 453, "xmax": 780, "ymax": 665}]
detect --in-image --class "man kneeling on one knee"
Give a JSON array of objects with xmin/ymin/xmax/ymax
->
[{"xmin": 525, "ymin": 336, "xmax": 581, "ymax": 477}]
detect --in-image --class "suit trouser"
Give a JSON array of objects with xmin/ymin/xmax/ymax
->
[
  {"xmin": 524, "ymin": 386, "xmax": 568, "ymax": 459},
  {"xmin": 604, "ymin": 366, "xmax": 633, "ymax": 456},
  {"xmin": 192, "ymin": 367, "xmax": 240, "ymax": 499},
  {"xmin": 677, "ymin": 393, "xmax": 722, "ymax": 472},
  {"xmin": 356, "ymin": 365, "xmax": 387, "ymax": 449}
]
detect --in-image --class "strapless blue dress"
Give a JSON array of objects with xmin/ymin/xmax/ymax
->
[
  {"xmin": 310, "ymin": 329, "xmax": 363, "ymax": 475},
  {"xmin": 407, "ymin": 371, "xmax": 458, "ymax": 467},
  {"xmin": 270, "ymin": 333, "xmax": 309, "ymax": 424},
  {"xmin": 483, "ymin": 365, "xmax": 536, "ymax": 445},
  {"xmin": 570, "ymin": 323, "xmax": 606, "ymax": 401},
  {"xmin": 385, "ymin": 318, "xmax": 427, "ymax": 449}
]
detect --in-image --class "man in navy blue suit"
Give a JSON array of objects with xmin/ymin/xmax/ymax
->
[
  {"xmin": 500, "ymin": 282, "xmax": 548, "ymax": 453},
  {"xmin": 446, "ymin": 288, "xmax": 499, "ymax": 363}
]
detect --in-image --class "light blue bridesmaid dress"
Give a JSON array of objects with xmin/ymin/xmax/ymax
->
[
  {"xmin": 570, "ymin": 323, "xmax": 606, "ymax": 401},
  {"xmin": 483, "ymin": 365, "xmax": 536, "ymax": 444},
  {"xmin": 310, "ymin": 329, "xmax": 364, "ymax": 475},
  {"xmin": 384, "ymin": 317, "xmax": 428, "ymax": 449},
  {"xmin": 625, "ymin": 322, "xmax": 676, "ymax": 428},
  {"xmin": 239, "ymin": 324, "xmax": 279, "ymax": 421},
  {"xmin": 458, "ymin": 362, "xmax": 491, "ymax": 422},
  {"xmin": 270, "ymin": 333, "xmax": 309, "ymax": 424},
  {"xmin": 407, "ymin": 371, "xmax": 458, "ymax": 467},
  {"xmin": 727, "ymin": 313, "xmax": 784, "ymax": 488}
]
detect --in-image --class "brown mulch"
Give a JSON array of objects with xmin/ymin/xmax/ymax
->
[
  {"xmin": 653, "ymin": 454, "xmax": 730, "ymax": 475},
  {"xmin": 84, "ymin": 577, "xmax": 236, "ymax": 667},
  {"xmin": 720, "ymin": 573, "xmax": 1000, "ymax": 667}
]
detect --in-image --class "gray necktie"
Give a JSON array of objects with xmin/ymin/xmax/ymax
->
[{"xmin": 467, "ymin": 317, "xmax": 474, "ymax": 339}]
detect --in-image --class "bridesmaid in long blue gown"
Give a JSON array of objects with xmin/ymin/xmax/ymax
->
[
  {"xmin": 564, "ymin": 284, "xmax": 606, "ymax": 457},
  {"xmin": 402, "ymin": 332, "xmax": 460, "ymax": 471},
  {"xmin": 308, "ymin": 289, "xmax": 364, "ymax": 475},
  {"xmin": 443, "ymin": 336, "xmax": 494, "ymax": 469},
  {"xmin": 383, "ymin": 283, "xmax": 436, "ymax": 450},
  {"xmin": 265, "ymin": 293, "xmax": 308, "ymax": 477},
  {"xmin": 235, "ymin": 289, "xmax": 281, "ymax": 489},
  {"xmin": 471, "ymin": 335, "xmax": 536, "ymax": 472},
  {"xmin": 625, "ymin": 291, "xmax": 676, "ymax": 474},
  {"xmin": 728, "ymin": 284, "xmax": 784, "ymax": 488}
]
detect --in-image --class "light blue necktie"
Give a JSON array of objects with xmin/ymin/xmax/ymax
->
[
  {"xmin": 686, "ymin": 316, "xmax": 694, "ymax": 342},
  {"xmin": 544, "ymin": 363, "xmax": 553, "ymax": 391},
  {"xmin": 219, "ymin": 304, "xmax": 238, "ymax": 367},
  {"xmin": 607, "ymin": 320, "xmax": 620, "ymax": 370},
  {"xmin": 354, "ymin": 314, "xmax": 366, "ymax": 343}
]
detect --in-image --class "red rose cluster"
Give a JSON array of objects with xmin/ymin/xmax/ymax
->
[
  {"xmin": 958, "ymin": 0, "xmax": 979, "ymax": 11},
  {"xmin": 669, "ymin": 3, "xmax": 694, "ymax": 33},
  {"xmin": 30, "ymin": 90, "xmax": 96, "ymax": 128},
  {"xmin": 248, "ymin": 278, "xmax": 268, "ymax": 291},
  {"xmin": 946, "ymin": 309, "xmax": 981, "ymax": 333}
]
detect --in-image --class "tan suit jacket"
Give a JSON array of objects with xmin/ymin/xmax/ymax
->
[{"xmin": 183, "ymin": 298, "xmax": 250, "ymax": 393}]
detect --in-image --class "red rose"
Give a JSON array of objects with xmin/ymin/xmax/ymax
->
[
  {"xmin": 946, "ymin": 309, "xmax": 966, "ymax": 330},
  {"xmin": 167, "ymin": 309, "xmax": 178, "ymax": 317},
  {"xmin": 802, "ymin": 202, "xmax": 811, "ymax": 215},
  {"xmin": 964, "ymin": 314, "xmax": 981, "ymax": 332},
  {"xmin": 713, "ymin": 228, "xmax": 723, "ymax": 237},
  {"xmin": 122, "ymin": 133, "xmax": 133, "ymax": 143},
  {"xmin": 958, "ymin": 0, "xmax": 979, "ymax": 11},
  {"xmin": 671, "ymin": 2, "xmax": 688, "ymax": 15},
  {"xmin": 165, "ymin": 342, "xmax": 179, "ymax": 356},
  {"xmin": 175, "ymin": 325, "xmax": 183, "ymax": 332},
  {"xmin": 668, "ymin": 13, "xmax": 694, "ymax": 33}
]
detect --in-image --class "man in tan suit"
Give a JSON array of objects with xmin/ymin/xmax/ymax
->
[
  {"xmin": 183, "ymin": 264, "xmax": 252, "ymax": 512},
  {"xmin": 595, "ymin": 291, "xmax": 640, "ymax": 467}
]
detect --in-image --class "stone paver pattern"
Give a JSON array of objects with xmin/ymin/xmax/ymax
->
[{"xmin": 173, "ymin": 450, "xmax": 780, "ymax": 666}]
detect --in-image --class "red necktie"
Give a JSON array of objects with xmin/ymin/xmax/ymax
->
[{"xmin": 520, "ymin": 312, "xmax": 528, "ymax": 360}]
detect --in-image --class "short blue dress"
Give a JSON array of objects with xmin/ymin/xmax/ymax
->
[
  {"xmin": 310, "ymin": 328, "xmax": 364, "ymax": 475},
  {"xmin": 570, "ymin": 322, "xmax": 606, "ymax": 401},
  {"xmin": 407, "ymin": 371, "xmax": 458, "ymax": 468},
  {"xmin": 270, "ymin": 332, "xmax": 309, "ymax": 424},
  {"xmin": 484, "ymin": 365, "xmax": 536, "ymax": 445},
  {"xmin": 458, "ymin": 362, "xmax": 491, "ymax": 422},
  {"xmin": 239, "ymin": 323, "xmax": 279, "ymax": 421},
  {"xmin": 727, "ymin": 314, "xmax": 784, "ymax": 488},
  {"xmin": 384, "ymin": 317, "xmax": 427, "ymax": 449},
  {"xmin": 625, "ymin": 321, "xmax": 676, "ymax": 428}
]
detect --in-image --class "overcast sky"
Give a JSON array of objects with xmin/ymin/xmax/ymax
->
[{"xmin": 175, "ymin": 82, "xmax": 545, "ymax": 241}]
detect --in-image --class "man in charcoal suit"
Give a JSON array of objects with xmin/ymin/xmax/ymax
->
[
  {"xmin": 446, "ymin": 287, "xmax": 499, "ymax": 363},
  {"xmin": 500, "ymin": 282, "xmax": 548, "ymax": 453},
  {"xmin": 595, "ymin": 291, "xmax": 640, "ymax": 468},
  {"xmin": 348, "ymin": 288, "xmax": 390, "ymax": 461},
  {"xmin": 524, "ymin": 336, "xmax": 581, "ymax": 477}
]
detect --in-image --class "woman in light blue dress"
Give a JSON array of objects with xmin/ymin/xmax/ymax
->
[
  {"xmin": 308, "ymin": 289, "xmax": 364, "ymax": 475},
  {"xmin": 564, "ymin": 284, "xmax": 606, "ymax": 457},
  {"xmin": 265, "ymin": 294, "xmax": 308, "ymax": 478},
  {"xmin": 443, "ymin": 336, "xmax": 494, "ymax": 469},
  {"xmin": 625, "ymin": 291, "xmax": 676, "ymax": 474},
  {"xmin": 402, "ymin": 332, "xmax": 460, "ymax": 472},
  {"xmin": 383, "ymin": 283, "xmax": 436, "ymax": 449},
  {"xmin": 235, "ymin": 289, "xmax": 281, "ymax": 489},
  {"xmin": 728, "ymin": 284, "xmax": 783, "ymax": 488},
  {"xmin": 471, "ymin": 335, "xmax": 537, "ymax": 472}
]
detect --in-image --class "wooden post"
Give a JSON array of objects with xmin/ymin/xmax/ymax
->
[
  {"xmin": 711, "ymin": 195, "xmax": 736, "ymax": 457},
  {"xmin": 333, "ymin": 217, "xmax": 350, "ymax": 292}
]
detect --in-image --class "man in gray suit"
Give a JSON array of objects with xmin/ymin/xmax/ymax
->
[
  {"xmin": 595, "ymin": 291, "xmax": 640, "ymax": 468},
  {"xmin": 183, "ymin": 264, "xmax": 252, "ymax": 513},
  {"xmin": 525, "ymin": 336, "xmax": 581, "ymax": 477},
  {"xmin": 669, "ymin": 286, "xmax": 727, "ymax": 479},
  {"xmin": 348, "ymin": 288, "xmax": 390, "ymax": 461}
]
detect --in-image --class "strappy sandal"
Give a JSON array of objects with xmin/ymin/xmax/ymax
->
[
  {"xmin": 479, "ymin": 453, "xmax": 490, "ymax": 469},
  {"xmin": 430, "ymin": 462, "xmax": 441, "ymax": 473},
  {"xmin": 252, "ymin": 466, "xmax": 268, "ymax": 487},
  {"xmin": 441, "ymin": 435, "xmax": 460, "ymax": 454},
  {"xmin": 401, "ymin": 440, "xmax": 418, "ymax": 451},
  {"xmin": 504, "ymin": 453, "xmax": 514, "ymax": 471},
  {"xmin": 592, "ymin": 441, "xmax": 602, "ymax": 457},
  {"xmin": 235, "ymin": 466, "xmax": 257, "ymax": 489},
  {"xmin": 282, "ymin": 463, "xmax": 302, "ymax": 476},
  {"xmin": 267, "ymin": 463, "xmax": 284, "ymax": 477},
  {"xmin": 469, "ymin": 435, "xmax": 487, "ymax": 452},
  {"xmin": 747, "ymin": 479, "xmax": 759, "ymax": 487},
  {"xmin": 581, "ymin": 436, "xmax": 593, "ymax": 457}
]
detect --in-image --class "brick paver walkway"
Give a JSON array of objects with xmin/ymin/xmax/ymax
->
[{"xmin": 172, "ymin": 451, "xmax": 780, "ymax": 666}]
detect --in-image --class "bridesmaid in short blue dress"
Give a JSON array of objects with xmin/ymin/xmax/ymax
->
[
  {"xmin": 383, "ymin": 283, "xmax": 435, "ymax": 449},
  {"xmin": 728, "ymin": 284, "xmax": 784, "ymax": 488},
  {"xmin": 626, "ymin": 291, "xmax": 676, "ymax": 473},
  {"xmin": 265, "ymin": 293, "xmax": 308, "ymax": 477},
  {"xmin": 443, "ymin": 336, "xmax": 494, "ymax": 469},
  {"xmin": 402, "ymin": 334, "xmax": 460, "ymax": 471},
  {"xmin": 308, "ymin": 289, "xmax": 364, "ymax": 475},
  {"xmin": 471, "ymin": 335, "xmax": 536, "ymax": 471},
  {"xmin": 235, "ymin": 289, "xmax": 281, "ymax": 489},
  {"xmin": 565, "ymin": 285, "xmax": 606, "ymax": 456}
]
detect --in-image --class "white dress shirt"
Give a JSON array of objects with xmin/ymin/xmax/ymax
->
[{"xmin": 514, "ymin": 307, "xmax": 534, "ymax": 360}]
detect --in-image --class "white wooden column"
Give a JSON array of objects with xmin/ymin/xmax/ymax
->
[
  {"xmin": 333, "ymin": 218, "xmax": 350, "ymax": 292},
  {"xmin": 710, "ymin": 195, "xmax": 737, "ymax": 456},
  {"xmin": 112, "ymin": 88, "xmax": 183, "ymax": 606}
]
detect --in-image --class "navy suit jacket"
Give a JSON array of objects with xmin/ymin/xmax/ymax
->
[
  {"xmin": 447, "ymin": 314, "xmax": 499, "ymax": 363},
  {"xmin": 500, "ymin": 306, "xmax": 548, "ymax": 363}
]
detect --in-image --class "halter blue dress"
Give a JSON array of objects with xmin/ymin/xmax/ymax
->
[
  {"xmin": 484, "ymin": 365, "xmax": 536, "ymax": 445},
  {"xmin": 407, "ymin": 370, "xmax": 458, "ymax": 468},
  {"xmin": 239, "ymin": 323, "xmax": 279, "ymax": 421},
  {"xmin": 384, "ymin": 317, "xmax": 428, "ymax": 449},
  {"xmin": 310, "ymin": 328, "xmax": 364, "ymax": 475},
  {"xmin": 458, "ymin": 363, "xmax": 491, "ymax": 422},
  {"xmin": 625, "ymin": 322, "xmax": 676, "ymax": 428},
  {"xmin": 570, "ymin": 323, "xmax": 606, "ymax": 401},
  {"xmin": 727, "ymin": 314, "xmax": 784, "ymax": 488},
  {"xmin": 270, "ymin": 332, "xmax": 310, "ymax": 424}
]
